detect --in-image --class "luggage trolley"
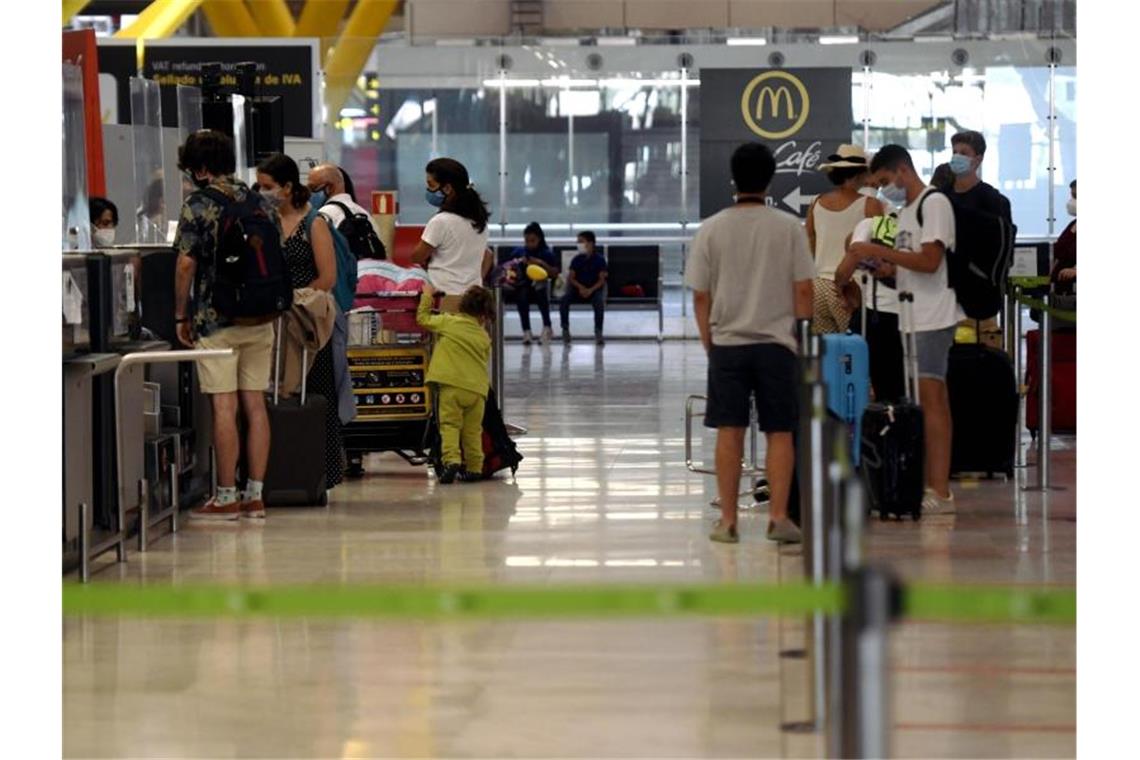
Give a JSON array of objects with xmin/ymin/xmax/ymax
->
[
  {"xmin": 684, "ymin": 393, "xmax": 769, "ymax": 505},
  {"xmin": 344, "ymin": 293, "xmax": 437, "ymax": 474}
]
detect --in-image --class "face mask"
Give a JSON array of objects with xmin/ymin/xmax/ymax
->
[
  {"xmin": 1066, "ymin": 197, "xmax": 1076, "ymax": 217},
  {"xmin": 425, "ymin": 188, "xmax": 446, "ymax": 208},
  {"xmin": 577, "ymin": 243, "xmax": 589, "ymax": 254},
  {"xmin": 184, "ymin": 170, "xmax": 210, "ymax": 189},
  {"xmin": 879, "ymin": 183, "xmax": 908, "ymax": 207},
  {"xmin": 949, "ymin": 154, "xmax": 974, "ymax": 176},
  {"xmin": 858, "ymin": 186, "xmax": 878, "ymax": 198},
  {"xmin": 260, "ymin": 188, "xmax": 283, "ymax": 208},
  {"xmin": 93, "ymin": 228, "xmax": 116, "ymax": 247},
  {"xmin": 310, "ymin": 189, "xmax": 328, "ymax": 209}
]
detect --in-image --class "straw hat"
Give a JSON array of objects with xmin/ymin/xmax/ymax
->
[{"xmin": 819, "ymin": 144, "xmax": 869, "ymax": 172}]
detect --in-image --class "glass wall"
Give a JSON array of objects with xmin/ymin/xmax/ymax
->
[{"xmin": 326, "ymin": 63, "xmax": 1074, "ymax": 238}]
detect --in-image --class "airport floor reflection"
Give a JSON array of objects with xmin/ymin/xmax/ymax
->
[{"xmin": 64, "ymin": 343, "xmax": 1075, "ymax": 758}]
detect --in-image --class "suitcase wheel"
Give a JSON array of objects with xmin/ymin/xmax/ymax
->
[
  {"xmin": 879, "ymin": 510, "xmax": 889, "ymax": 522},
  {"xmin": 911, "ymin": 509, "xmax": 921, "ymax": 521}
]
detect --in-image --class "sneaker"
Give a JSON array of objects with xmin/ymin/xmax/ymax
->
[
  {"xmin": 709, "ymin": 520, "xmax": 740, "ymax": 544},
  {"xmin": 522, "ymin": 331, "xmax": 534, "ymax": 346},
  {"xmin": 595, "ymin": 333, "xmax": 605, "ymax": 346},
  {"xmin": 189, "ymin": 498, "xmax": 240, "ymax": 522},
  {"xmin": 458, "ymin": 469, "xmax": 485, "ymax": 483},
  {"xmin": 541, "ymin": 327, "xmax": 553, "ymax": 344},
  {"xmin": 240, "ymin": 499, "xmax": 266, "ymax": 519},
  {"xmin": 922, "ymin": 488, "xmax": 956, "ymax": 514},
  {"xmin": 767, "ymin": 518, "xmax": 802, "ymax": 544},
  {"xmin": 439, "ymin": 464, "xmax": 462, "ymax": 484}
]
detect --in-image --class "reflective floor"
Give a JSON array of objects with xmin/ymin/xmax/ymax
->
[{"xmin": 64, "ymin": 343, "xmax": 1076, "ymax": 758}]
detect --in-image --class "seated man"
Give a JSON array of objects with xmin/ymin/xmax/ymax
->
[{"xmin": 559, "ymin": 231, "xmax": 608, "ymax": 346}]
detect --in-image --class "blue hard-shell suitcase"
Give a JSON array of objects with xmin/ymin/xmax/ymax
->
[{"xmin": 821, "ymin": 333, "xmax": 871, "ymax": 466}]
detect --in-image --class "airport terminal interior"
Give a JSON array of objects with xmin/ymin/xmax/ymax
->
[{"xmin": 60, "ymin": 2, "xmax": 1079, "ymax": 758}]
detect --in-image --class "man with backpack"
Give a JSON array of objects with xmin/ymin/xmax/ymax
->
[
  {"xmin": 173, "ymin": 130, "xmax": 291, "ymax": 522},
  {"xmin": 851, "ymin": 145, "xmax": 960, "ymax": 514},
  {"xmin": 949, "ymin": 130, "xmax": 1013, "ymax": 224},
  {"xmin": 308, "ymin": 163, "xmax": 385, "ymax": 272}
]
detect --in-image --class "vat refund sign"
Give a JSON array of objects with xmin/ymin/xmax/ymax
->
[{"xmin": 699, "ymin": 68, "xmax": 853, "ymax": 219}]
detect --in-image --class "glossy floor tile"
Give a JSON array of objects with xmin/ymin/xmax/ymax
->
[{"xmin": 64, "ymin": 342, "xmax": 1075, "ymax": 758}]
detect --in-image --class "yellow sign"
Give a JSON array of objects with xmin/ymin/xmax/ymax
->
[{"xmin": 740, "ymin": 71, "xmax": 810, "ymax": 140}]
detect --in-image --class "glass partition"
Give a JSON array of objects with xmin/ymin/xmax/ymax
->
[
  {"xmin": 129, "ymin": 77, "xmax": 167, "ymax": 244},
  {"xmin": 176, "ymin": 84, "xmax": 203, "ymax": 140},
  {"xmin": 62, "ymin": 63, "xmax": 90, "ymax": 251}
]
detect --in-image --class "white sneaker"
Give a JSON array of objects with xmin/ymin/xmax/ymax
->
[
  {"xmin": 541, "ymin": 327, "xmax": 553, "ymax": 344},
  {"xmin": 922, "ymin": 487, "xmax": 956, "ymax": 514},
  {"xmin": 522, "ymin": 331, "xmax": 534, "ymax": 345}
]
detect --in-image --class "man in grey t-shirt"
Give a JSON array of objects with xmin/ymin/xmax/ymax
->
[{"xmin": 685, "ymin": 143, "xmax": 815, "ymax": 545}]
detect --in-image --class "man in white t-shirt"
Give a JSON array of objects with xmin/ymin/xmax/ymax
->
[{"xmin": 849, "ymin": 145, "xmax": 960, "ymax": 514}]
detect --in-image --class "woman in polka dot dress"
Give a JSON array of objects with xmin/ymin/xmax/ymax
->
[{"xmin": 256, "ymin": 153, "xmax": 345, "ymax": 491}]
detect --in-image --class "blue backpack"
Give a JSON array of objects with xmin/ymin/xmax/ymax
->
[{"xmin": 303, "ymin": 206, "xmax": 358, "ymax": 312}]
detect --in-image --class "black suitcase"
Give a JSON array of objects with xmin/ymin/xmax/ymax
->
[
  {"xmin": 861, "ymin": 292, "xmax": 925, "ymax": 521},
  {"xmin": 947, "ymin": 342, "xmax": 1017, "ymax": 477},
  {"xmin": 264, "ymin": 333, "xmax": 329, "ymax": 507}
]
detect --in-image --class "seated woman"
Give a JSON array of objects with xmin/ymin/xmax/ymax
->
[
  {"xmin": 510, "ymin": 222, "xmax": 560, "ymax": 345},
  {"xmin": 89, "ymin": 196, "xmax": 119, "ymax": 247}
]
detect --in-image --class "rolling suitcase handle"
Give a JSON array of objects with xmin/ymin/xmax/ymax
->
[
  {"xmin": 898, "ymin": 291, "xmax": 920, "ymax": 406},
  {"xmin": 859, "ymin": 272, "xmax": 869, "ymax": 335}
]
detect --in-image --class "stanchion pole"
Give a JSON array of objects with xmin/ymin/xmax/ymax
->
[
  {"xmin": 1013, "ymin": 285, "xmax": 1026, "ymax": 468},
  {"xmin": 803, "ymin": 321, "xmax": 827, "ymax": 732},
  {"xmin": 1037, "ymin": 295, "xmax": 1052, "ymax": 489},
  {"xmin": 839, "ymin": 566, "xmax": 897, "ymax": 759},
  {"xmin": 493, "ymin": 286, "xmax": 506, "ymax": 403}
]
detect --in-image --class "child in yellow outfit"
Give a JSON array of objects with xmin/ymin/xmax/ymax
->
[{"xmin": 417, "ymin": 283, "xmax": 495, "ymax": 483}]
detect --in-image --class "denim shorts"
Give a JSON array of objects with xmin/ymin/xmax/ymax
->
[{"xmin": 912, "ymin": 325, "xmax": 957, "ymax": 381}]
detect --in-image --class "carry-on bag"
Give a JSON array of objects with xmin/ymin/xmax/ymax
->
[
  {"xmin": 821, "ymin": 333, "xmax": 871, "ymax": 466},
  {"xmin": 425, "ymin": 387, "xmax": 523, "ymax": 480},
  {"xmin": 860, "ymin": 291, "xmax": 925, "ymax": 521},
  {"xmin": 264, "ymin": 322, "xmax": 329, "ymax": 506},
  {"xmin": 947, "ymin": 340, "xmax": 1018, "ymax": 477}
]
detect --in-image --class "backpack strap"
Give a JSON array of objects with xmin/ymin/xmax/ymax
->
[
  {"xmin": 199, "ymin": 185, "xmax": 233, "ymax": 207},
  {"xmin": 326, "ymin": 200, "xmax": 356, "ymax": 219}
]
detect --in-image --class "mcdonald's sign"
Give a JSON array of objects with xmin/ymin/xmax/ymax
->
[{"xmin": 741, "ymin": 71, "xmax": 810, "ymax": 140}]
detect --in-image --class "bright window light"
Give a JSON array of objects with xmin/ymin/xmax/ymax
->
[
  {"xmin": 820, "ymin": 35, "xmax": 860, "ymax": 45},
  {"xmin": 540, "ymin": 78, "xmax": 599, "ymax": 88},
  {"xmin": 599, "ymin": 78, "xmax": 699, "ymax": 88},
  {"xmin": 481, "ymin": 79, "xmax": 542, "ymax": 88},
  {"xmin": 726, "ymin": 37, "xmax": 767, "ymax": 46},
  {"xmin": 597, "ymin": 37, "xmax": 637, "ymax": 46}
]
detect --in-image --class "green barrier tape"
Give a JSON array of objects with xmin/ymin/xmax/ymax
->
[
  {"xmin": 62, "ymin": 582, "xmax": 1075, "ymax": 624},
  {"xmin": 1013, "ymin": 294, "xmax": 1077, "ymax": 323},
  {"xmin": 903, "ymin": 584, "xmax": 1075, "ymax": 624},
  {"xmin": 62, "ymin": 582, "xmax": 845, "ymax": 620},
  {"xmin": 1008, "ymin": 276, "xmax": 1052, "ymax": 288}
]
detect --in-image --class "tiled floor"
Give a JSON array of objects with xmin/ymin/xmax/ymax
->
[{"xmin": 64, "ymin": 342, "xmax": 1076, "ymax": 758}]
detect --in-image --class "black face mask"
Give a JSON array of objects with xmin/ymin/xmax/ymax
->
[{"xmin": 184, "ymin": 169, "xmax": 210, "ymax": 189}]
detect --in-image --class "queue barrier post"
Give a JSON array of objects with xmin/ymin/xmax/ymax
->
[
  {"xmin": 1024, "ymin": 292, "xmax": 1060, "ymax": 492},
  {"xmin": 1013, "ymin": 284, "xmax": 1027, "ymax": 469}
]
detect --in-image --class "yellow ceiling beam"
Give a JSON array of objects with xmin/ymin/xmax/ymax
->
[
  {"xmin": 324, "ymin": 0, "xmax": 398, "ymax": 123},
  {"xmin": 295, "ymin": 0, "xmax": 349, "ymax": 38},
  {"xmin": 62, "ymin": 0, "xmax": 91, "ymax": 25},
  {"xmin": 115, "ymin": 0, "xmax": 205, "ymax": 38},
  {"xmin": 200, "ymin": 0, "xmax": 260, "ymax": 36},
  {"xmin": 246, "ymin": 0, "xmax": 296, "ymax": 36}
]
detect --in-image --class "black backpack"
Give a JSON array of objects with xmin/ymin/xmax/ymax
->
[
  {"xmin": 202, "ymin": 186, "xmax": 293, "ymax": 319},
  {"xmin": 918, "ymin": 189, "xmax": 1017, "ymax": 320},
  {"xmin": 324, "ymin": 200, "xmax": 386, "ymax": 261}
]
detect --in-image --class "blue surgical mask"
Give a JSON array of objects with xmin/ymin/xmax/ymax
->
[
  {"xmin": 425, "ymin": 188, "xmax": 446, "ymax": 208},
  {"xmin": 879, "ymin": 183, "xmax": 908, "ymax": 206},
  {"xmin": 310, "ymin": 189, "xmax": 328, "ymax": 209},
  {"xmin": 949, "ymin": 154, "xmax": 973, "ymax": 176}
]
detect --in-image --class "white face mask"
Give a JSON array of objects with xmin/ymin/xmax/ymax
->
[
  {"xmin": 577, "ymin": 243, "xmax": 589, "ymax": 254},
  {"xmin": 93, "ymin": 228, "xmax": 116, "ymax": 247},
  {"xmin": 1066, "ymin": 197, "xmax": 1076, "ymax": 217},
  {"xmin": 260, "ymin": 188, "xmax": 284, "ymax": 208}
]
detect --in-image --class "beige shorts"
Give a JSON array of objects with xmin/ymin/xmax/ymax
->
[{"xmin": 195, "ymin": 323, "xmax": 275, "ymax": 394}]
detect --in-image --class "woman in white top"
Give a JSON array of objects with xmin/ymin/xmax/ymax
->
[
  {"xmin": 411, "ymin": 158, "xmax": 494, "ymax": 312},
  {"xmin": 806, "ymin": 144, "xmax": 885, "ymax": 280}
]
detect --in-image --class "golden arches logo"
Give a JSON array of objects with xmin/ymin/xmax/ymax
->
[{"xmin": 741, "ymin": 71, "xmax": 810, "ymax": 140}]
